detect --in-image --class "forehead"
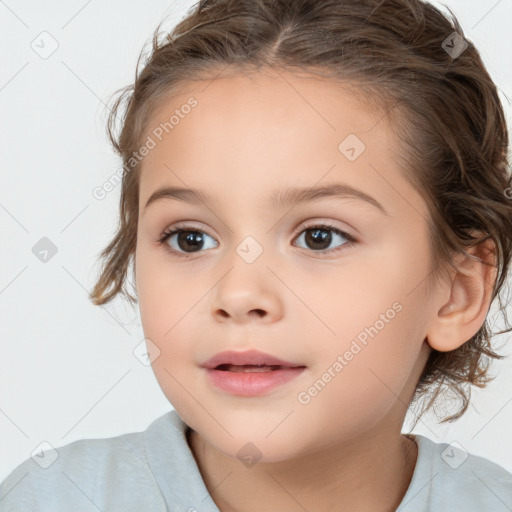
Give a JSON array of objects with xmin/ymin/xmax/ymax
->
[
  {"xmin": 142, "ymin": 68, "xmax": 393, "ymax": 147},
  {"xmin": 137, "ymin": 69, "xmax": 427, "ymax": 220},
  {"xmin": 145, "ymin": 69, "xmax": 389, "ymax": 143}
]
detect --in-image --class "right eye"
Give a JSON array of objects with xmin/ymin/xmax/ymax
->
[{"xmin": 158, "ymin": 226, "xmax": 218, "ymax": 257}]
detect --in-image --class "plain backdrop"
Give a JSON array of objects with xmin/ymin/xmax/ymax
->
[{"xmin": 1, "ymin": 0, "xmax": 511, "ymax": 482}]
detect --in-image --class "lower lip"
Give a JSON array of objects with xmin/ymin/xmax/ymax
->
[{"xmin": 204, "ymin": 367, "xmax": 306, "ymax": 396}]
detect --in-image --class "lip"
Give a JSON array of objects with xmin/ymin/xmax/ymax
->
[
  {"xmin": 201, "ymin": 349, "xmax": 303, "ymax": 369},
  {"xmin": 201, "ymin": 350, "xmax": 306, "ymax": 397}
]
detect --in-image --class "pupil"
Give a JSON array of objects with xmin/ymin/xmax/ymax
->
[
  {"xmin": 306, "ymin": 228, "xmax": 331, "ymax": 250},
  {"xmin": 178, "ymin": 231, "xmax": 203, "ymax": 252}
]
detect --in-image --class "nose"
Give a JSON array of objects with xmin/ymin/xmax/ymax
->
[
  {"xmin": 216, "ymin": 306, "xmax": 267, "ymax": 320},
  {"xmin": 210, "ymin": 258, "xmax": 284, "ymax": 324}
]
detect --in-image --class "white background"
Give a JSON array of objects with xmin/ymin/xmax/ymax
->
[{"xmin": 1, "ymin": 0, "xmax": 511, "ymax": 482}]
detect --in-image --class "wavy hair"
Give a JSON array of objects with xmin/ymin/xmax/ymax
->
[{"xmin": 89, "ymin": 0, "xmax": 512, "ymax": 426}]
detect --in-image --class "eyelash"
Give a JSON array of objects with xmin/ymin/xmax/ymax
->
[{"xmin": 156, "ymin": 222, "xmax": 357, "ymax": 259}]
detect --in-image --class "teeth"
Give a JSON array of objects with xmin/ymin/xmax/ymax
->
[{"xmin": 218, "ymin": 364, "xmax": 282, "ymax": 372}]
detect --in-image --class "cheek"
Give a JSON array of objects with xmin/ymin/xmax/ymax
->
[
  {"xmin": 306, "ymin": 242, "xmax": 430, "ymax": 405},
  {"xmin": 135, "ymin": 250, "xmax": 202, "ymax": 409},
  {"xmin": 134, "ymin": 253, "xmax": 224, "ymax": 397},
  {"xmin": 304, "ymin": 253, "xmax": 414, "ymax": 346},
  {"xmin": 292, "ymin": 308, "xmax": 423, "ymax": 447},
  {"xmin": 135, "ymin": 243, "xmax": 198, "ymax": 350}
]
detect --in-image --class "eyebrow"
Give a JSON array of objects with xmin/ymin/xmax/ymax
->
[{"xmin": 143, "ymin": 183, "xmax": 388, "ymax": 215}]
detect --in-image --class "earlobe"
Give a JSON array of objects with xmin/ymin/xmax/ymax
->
[{"xmin": 426, "ymin": 235, "xmax": 497, "ymax": 353}]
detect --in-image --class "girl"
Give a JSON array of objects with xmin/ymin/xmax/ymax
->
[{"xmin": 2, "ymin": 0, "xmax": 512, "ymax": 510}]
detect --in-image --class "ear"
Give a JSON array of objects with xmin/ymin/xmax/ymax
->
[{"xmin": 426, "ymin": 235, "xmax": 497, "ymax": 352}]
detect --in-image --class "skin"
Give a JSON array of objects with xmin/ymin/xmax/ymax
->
[{"xmin": 134, "ymin": 68, "xmax": 497, "ymax": 512}]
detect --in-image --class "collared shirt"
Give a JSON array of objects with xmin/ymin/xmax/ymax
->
[{"xmin": 1, "ymin": 409, "xmax": 511, "ymax": 511}]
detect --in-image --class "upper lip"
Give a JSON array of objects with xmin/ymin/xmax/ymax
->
[{"xmin": 201, "ymin": 349, "xmax": 305, "ymax": 369}]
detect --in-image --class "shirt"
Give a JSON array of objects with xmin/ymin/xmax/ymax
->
[{"xmin": 1, "ymin": 408, "xmax": 511, "ymax": 511}]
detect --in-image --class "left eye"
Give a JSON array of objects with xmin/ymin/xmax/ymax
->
[
  {"xmin": 157, "ymin": 223, "xmax": 356, "ymax": 257},
  {"xmin": 293, "ymin": 224, "xmax": 354, "ymax": 253}
]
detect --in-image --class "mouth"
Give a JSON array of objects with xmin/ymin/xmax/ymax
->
[
  {"xmin": 214, "ymin": 364, "xmax": 300, "ymax": 372},
  {"xmin": 201, "ymin": 349, "xmax": 304, "ymax": 370},
  {"xmin": 201, "ymin": 350, "xmax": 306, "ymax": 396}
]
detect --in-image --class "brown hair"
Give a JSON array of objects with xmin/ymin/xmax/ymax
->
[{"xmin": 89, "ymin": 0, "xmax": 512, "ymax": 426}]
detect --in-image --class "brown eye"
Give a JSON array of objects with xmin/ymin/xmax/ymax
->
[
  {"xmin": 159, "ymin": 228, "xmax": 218, "ymax": 255},
  {"xmin": 293, "ymin": 224, "xmax": 355, "ymax": 254},
  {"xmin": 304, "ymin": 227, "xmax": 333, "ymax": 250},
  {"xmin": 175, "ymin": 231, "xmax": 206, "ymax": 252}
]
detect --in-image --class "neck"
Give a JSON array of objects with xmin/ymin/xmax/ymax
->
[{"xmin": 187, "ymin": 425, "xmax": 418, "ymax": 512}]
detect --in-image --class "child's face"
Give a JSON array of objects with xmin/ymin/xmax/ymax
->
[{"xmin": 135, "ymin": 70, "xmax": 443, "ymax": 461}]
